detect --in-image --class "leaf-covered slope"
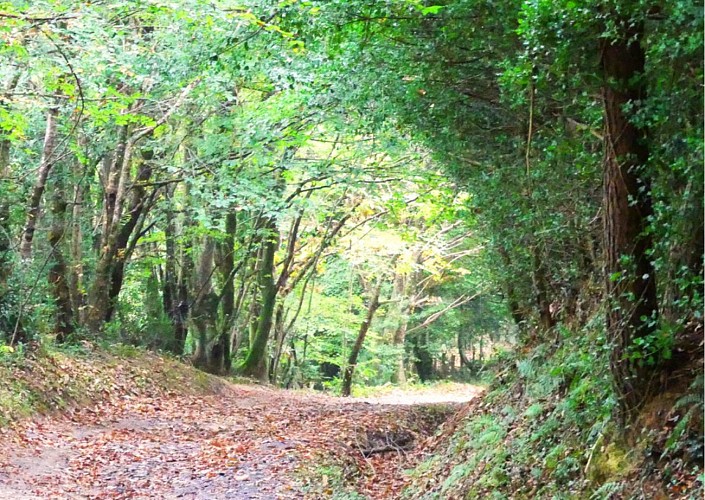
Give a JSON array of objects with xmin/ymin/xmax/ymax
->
[{"xmin": 0, "ymin": 344, "xmax": 226, "ymax": 426}]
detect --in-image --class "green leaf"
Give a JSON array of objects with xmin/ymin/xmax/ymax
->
[{"xmin": 421, "ymin": 5, "xmax": 444, "ymax": 15}]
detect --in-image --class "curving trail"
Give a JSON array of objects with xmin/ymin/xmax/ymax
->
[{"xmin": 0, "ymin": 383, "xmax": 481, "ymax": 499}]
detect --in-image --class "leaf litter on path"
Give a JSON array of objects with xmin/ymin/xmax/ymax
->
[{"xmin": 0, "ymin": 382, "xmax": 482, "ymax": 499}]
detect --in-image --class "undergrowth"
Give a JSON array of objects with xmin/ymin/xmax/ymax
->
[{"xmin": 403, "ymin": 318, "xmax": 704, "ymax": 499}]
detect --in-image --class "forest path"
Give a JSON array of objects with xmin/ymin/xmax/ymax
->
[{"xmin": 0, "ymin": 382, "xmax": 481, "ymax": 499}]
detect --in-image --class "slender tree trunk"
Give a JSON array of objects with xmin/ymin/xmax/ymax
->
[
  {"xmin": 105, "ymin": 158, "xmax": 153, "ymax": 321},
  {"xmin": 175, "ymin": 233, "xmax": 192, "ymax": 356},
  {"xmin": 167, "ymin": 183, "xmax": 192, "ymax": 356},
  {"xmin": 392, "ymin": 320, "xmax": 408, "ymax": 385},
  {"xmin": 162, "ymin": 186, "xmax": 180, "ymax": 353},
  {"xmin": 532, "ymin": 247, "xmax": 555, "ymax": 334},
  {"xmin": 0, "ymin": 75, "xmax": 19, "ymax": 341},
  {"xmin": 69, "ymin": 149, "xmax": 87, "ymax": 325},
  {"xmin": 389, "ymin": 272, "xmax": 408, "ymax": 384},
  {"xmin": 497, "ymin": 247, "xmax": 526, "ymax": 329},
  {"xmin": 240, "ymin": 217, "xmax": 278, "ymax": 381},
  {"xmin": 458, "ymin": 330, "xmax": 471, "ymax": 368},
  {"xmin": 270, "ymin": 302, "xmax": 286, "ymax": 382},
  {"xmin": 341, "ymin": 279, "xmax": 383, "ymax": 397},
  {"xmin": 212, "ymin": 211, "xmax": 236, "ymax": 372},
  {"xmin": 47, "ymin": 166, "xmax": 74, "ymax": 342},
  {"xmin": 191, "ymin": 238, "xmax": 218, "ymax": 370},
  {"xmin": 20, "ymin": 105, "xmax": 59, "ymax": 260},
  {"xmin": 411, "ymin": 330, "xmax": 434, "ymax": 382},
  {"xmin": 601, "ymin": 20, "xmax": 658, "ymax": 423}
]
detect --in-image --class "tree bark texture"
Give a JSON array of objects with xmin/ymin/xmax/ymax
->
[
  {"xmin": 240, "ymin": 217, "xmax": 278, "ymax": 381},
  {"xmin": 69, "ymin": 145, "xmax": 87, "ymax": 325},
  {"xmin": 47, "ymin": 166, "xmax": 74, "ymax": 341},
  {"xmin": 0, "ymin": 75, "xmax": 19, "ymax": 341},
  {"xmin": 191, "ymin": 237, "xmax": 217, "ymax": 370},
  {"xmin": 211, "ymin": 211, "xmax": 237, "ymax": 373},
  {"xmin": 601, "ymin": 20, "xmax": 659, "ymax": 422},
  {"xmin": 20, "ymin": 105, "xmax": 59, "ymax": 260},
  {"xmin": 105, "ymin": 157, "xmax": 153, "ymax": 321}
]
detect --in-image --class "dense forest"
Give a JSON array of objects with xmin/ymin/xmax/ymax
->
[{"xmin": 0, "ymin": 1, "xmax": 702, "ymax": 498}]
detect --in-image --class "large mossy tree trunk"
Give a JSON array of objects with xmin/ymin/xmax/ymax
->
[
  {"xmin": 601, "ymin": 18, "xmax": 659, "ymax": 424},
  {"xmin": 341, "ymin": 279, "xmax": 383, "ymax": 397},
  {"xmin": 239, "ymin": 217, "xmax": 278, "ymax": 381}
]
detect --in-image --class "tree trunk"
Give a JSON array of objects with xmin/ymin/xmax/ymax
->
[
  {"xmin": 191, "ymin": 238, "xmax": 217, "ymax": 370},
  {"xmin": 412, "ymin": 330, "xmax": 434, "ymax": 382},
  {"xmin": 269, "ymin": 302, "xmax": 286, "ymax": 382},
  {"xmin": 391, "ymin": 320, "xmax": 408, "ymax": 385},
  {"xmin": 239, "ymin": 217, "xmax": 278, "ymax": 381},
  {"xmin": 601, "ymin": 19, "xmax": 659, "ymax": 423},
  {"xmin": 86, "ymin": 148, "xmax": 153, "ymax": 331},
  {"xmin": 47, "ymin": 166, "xmax": 74, "ymax": 342},
  {"xmin": 20, "ymin": 105, "xmax": 59, "ymax": 260},
  {"xmin": 175, "ymin": 233, "xmax": 192, "ymax": 357},
  {"xmin": 458, "ymin": 330, "xmax": 471, "ymax": 368},
  {"xmin": 101, "ymin": 125, "xmax": 129, "ymax": 246},
  {"xmin": 105, "ymin": 157, "xmax": 153, "ymax": 321},
  {"xmin": 389, "ymin": 271, "xmax": 408, "ymax": 385},
  {"xmin": 532, "ymin": 246, "xmax": 555, "ymax": 333},
  {"xmin": 341, "ymin": 279, "xmax": 383, "ymax": 397},
  {"xmin": 211, "ymin": 211, "xmax": 237, "ymax": 373},
  {"xmin": 0, "ymin": 75, "xmax": 19, "ymax": 342},
  {"xmin": 497, "ymin": 247, "xmax": 526, "ymax": 329},
  {"xmin": 69, "ymin": 146, "xmax": 87, "ymax": 325},
  {"xmin": 162, "ymin": 186, "xmax": 177, "ymax": 351}
]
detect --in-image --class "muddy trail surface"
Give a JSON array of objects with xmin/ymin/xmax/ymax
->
[{"xmin": 0, "ymin": 383, "xmax": 481, "ymax": 499}]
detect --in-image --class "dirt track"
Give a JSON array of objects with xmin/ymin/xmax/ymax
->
[{"xmin": 0, "ymin": 384, "xmax": 481, "ymax": 499}]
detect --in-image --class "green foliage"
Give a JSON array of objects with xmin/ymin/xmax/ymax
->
[{"xmin": 663, "ymin": 375, "xmax": 705, "ymax": 457}]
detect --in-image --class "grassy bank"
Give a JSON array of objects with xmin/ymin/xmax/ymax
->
[{"xmin": 402, "ymin": 321, "xmax": 703, "ymax": 499}]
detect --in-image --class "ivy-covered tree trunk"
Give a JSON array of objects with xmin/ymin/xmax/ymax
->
[
  {"xmin": 601, "ymin": 19, "xmax": 659, "ymax": 423},
  {"xmin": 412, "ymin": 329, "xmax": 434, "ymax": 382},
  {"xmin": 47, "ymin": 166, "xmax": 74, "ymax": 342},
  {"xmin": 85, "ymin": 128, "xmax": 132, "ymax": 332},
  {"xmin": 211, "ymin": 211, "xmax": 237, "ymax": 373},
  {"xmin": 341, "ymin": 279, "xmax": 383, "ymax": 397},
  {"xmin": 0, "ymin": 75, "xmax": 18, "ymax": 342},
  {"xmin": 105, "ymin": 156, "xmax": 153, "ymax": 321},
  {"xmin": 269, "ymin": 303, "xmax": 286, "ymax": 382},
  {"xmin": 240, "ymin": 217, "xmax": 278, "ymax": 381},
  {"xmin": 498, "ymin": 247, "xmax": 526, "ymax": 329},
  {"xmin": 191, "ymin": 237, "xmax": 218, "ymax": 370}
]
